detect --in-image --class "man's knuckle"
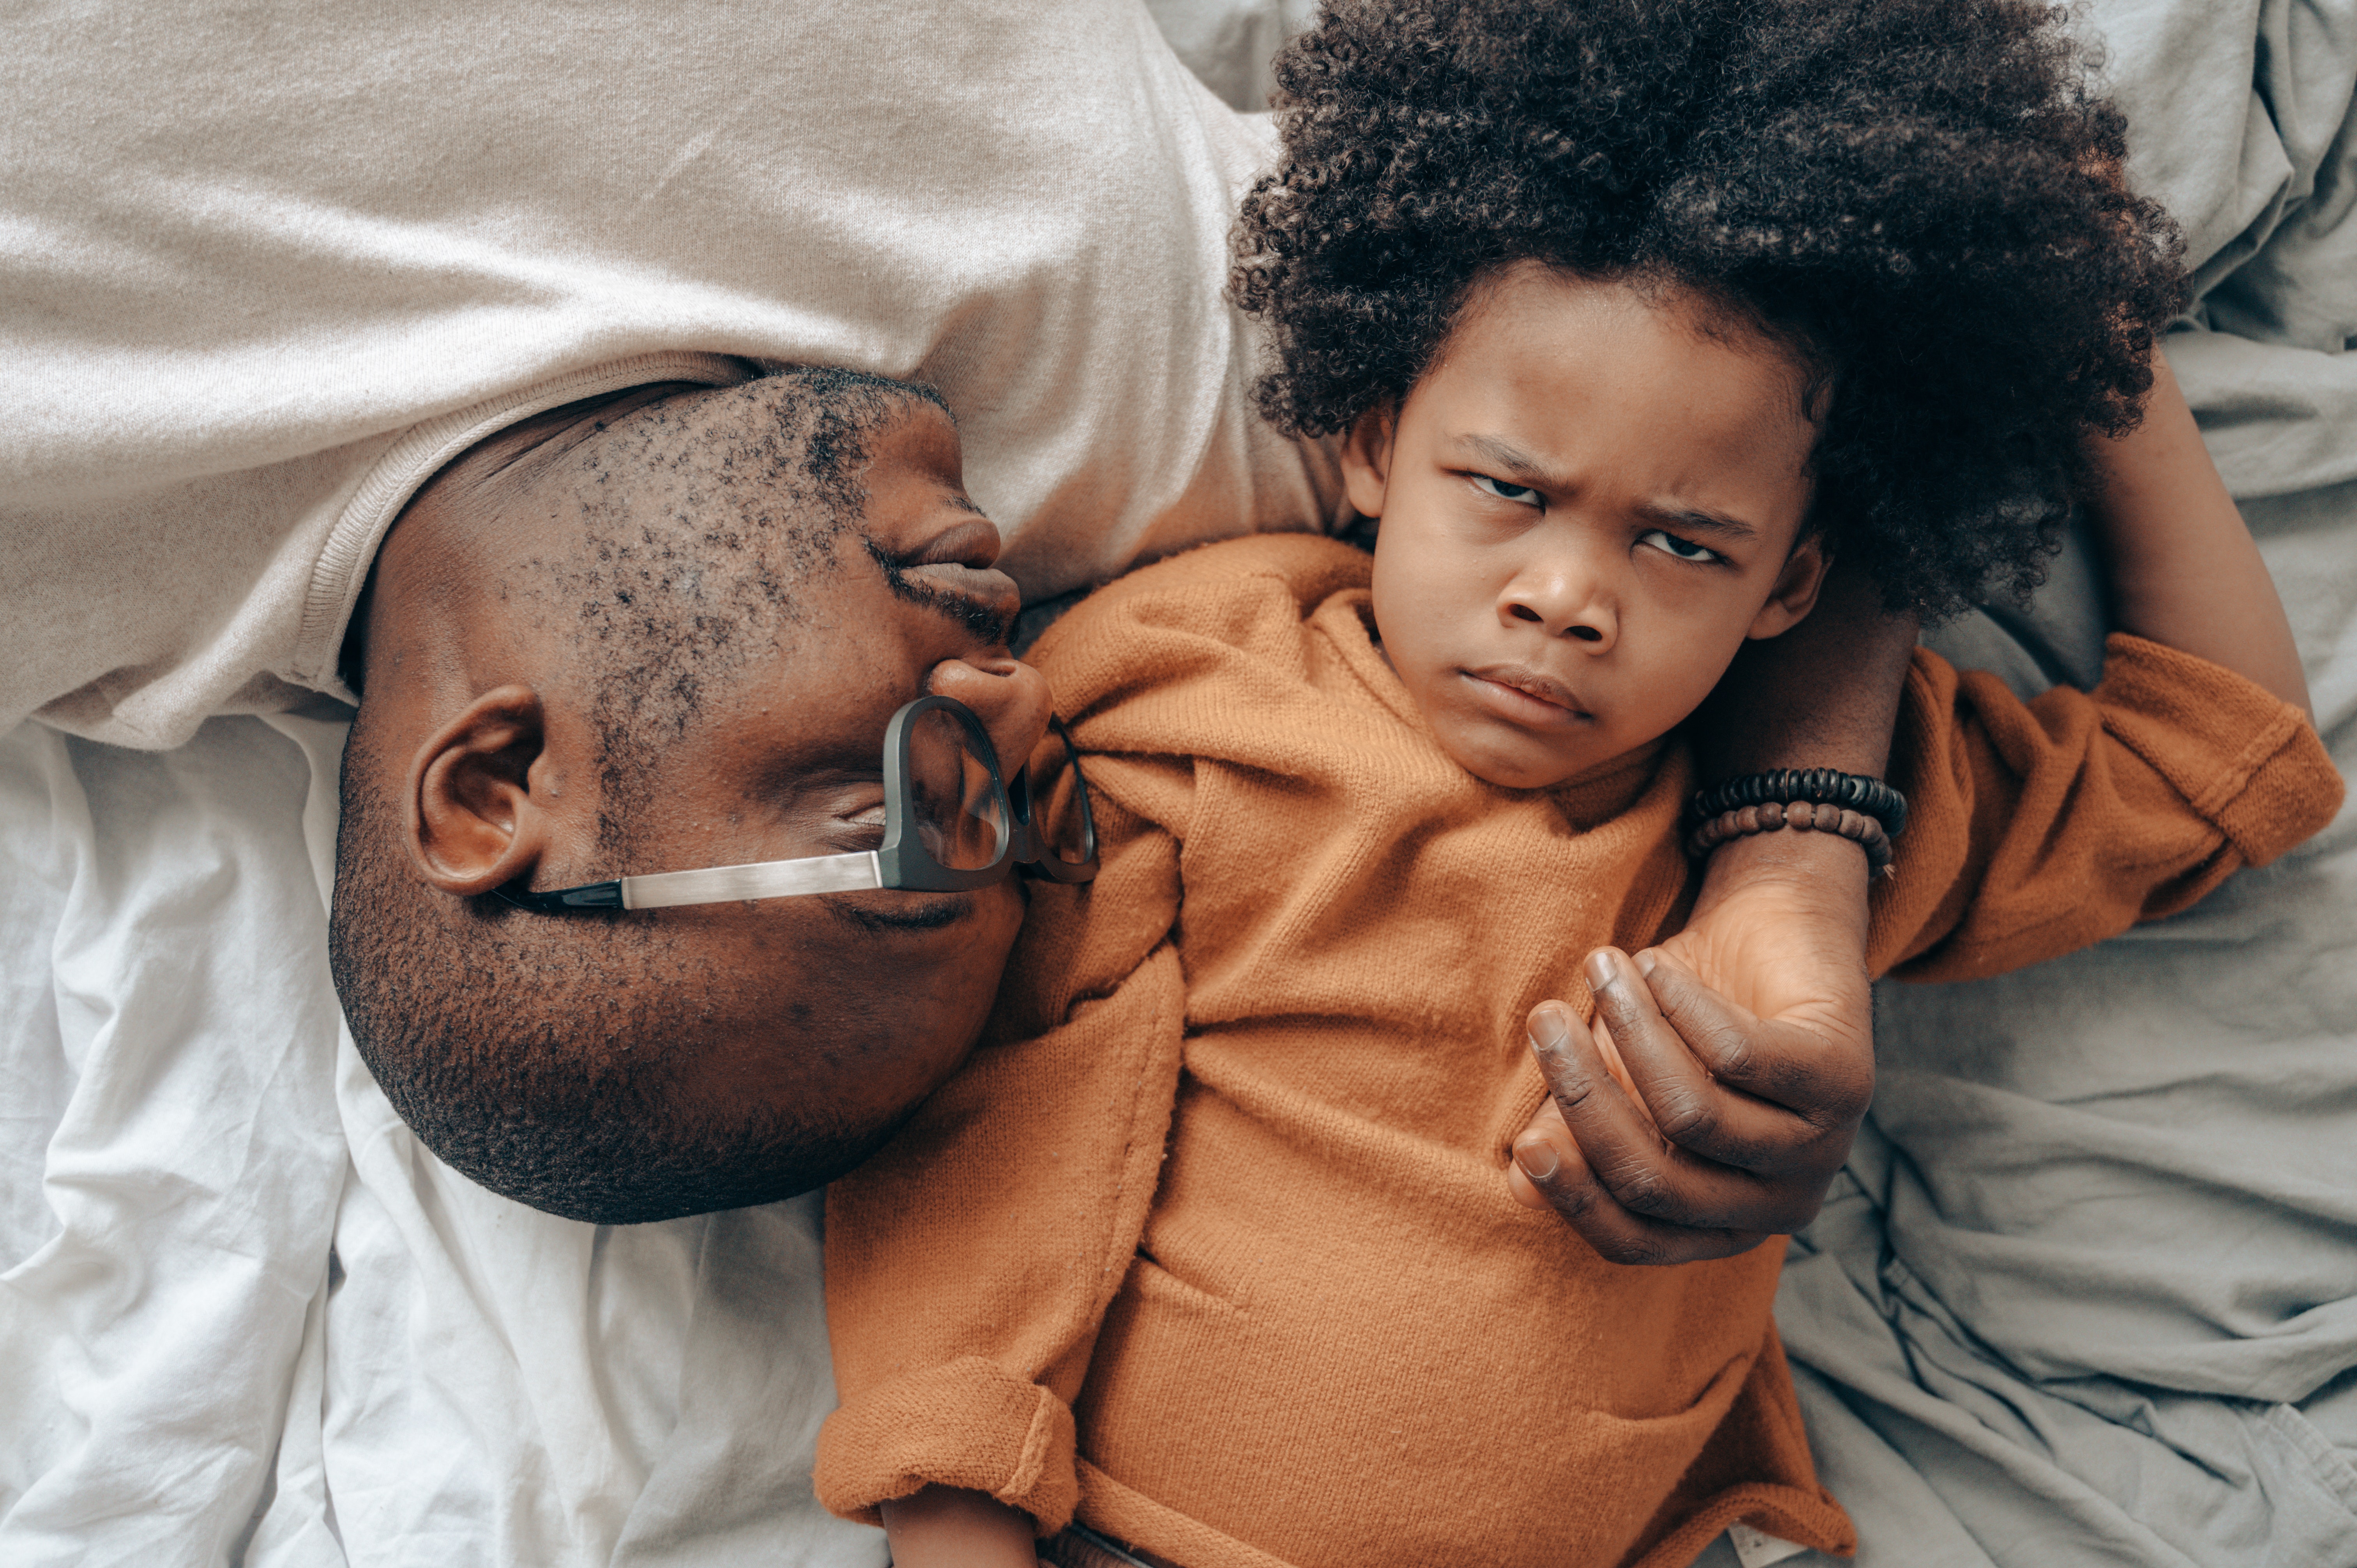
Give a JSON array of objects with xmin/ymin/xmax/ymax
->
[
  {"xmin": 1652, "ymin": 1093, "xmax": 1719, "ymax": 1144},
  {"xmin": 1540, "ymin": 1176, "xmax": 1597, "ymax": 1220},
  {"xmin": 1548, "ymin": 1072, "xmax": 1601, "ymax": 1114},
  {"xmin": 1599, "ymin": 1231, "xmax": 1668, "ymax": 1267},
  {"xmin": 1604, "ymin": 1160, "xmax": 1673, "ymax": 1216},
  {"xmin": 1593, "ymin": 1232, "xmax": 1644, "ymax": 1264},
  {"xmin": 1700, "ymin": 1024, "xmax": 1754, "ymax": 1080}
]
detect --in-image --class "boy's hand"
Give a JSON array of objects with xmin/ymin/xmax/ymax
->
[
  {"xmin": 881, "ymin": 1485, "xmax": 1048, "ymax": 1568},
  {"xmin": 1505, "ymin": 830, "xmax": 1875, "ymax": 1264}
]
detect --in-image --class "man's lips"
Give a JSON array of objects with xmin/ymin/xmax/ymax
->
[
  {"xmin": 1463, "ymin": 662, "xmax": 1592, "ymax": 723},
  {"xmin": 906, "ymin": 558, "xmax": 1021, "ymax": 625},
  {"xmin": 915, "ymin": 515, "xmax": 1004, "ymax": 570}
]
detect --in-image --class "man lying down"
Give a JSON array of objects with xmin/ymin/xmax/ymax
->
[
  {"xmin": 9, "ymin": 0, "xmax": 2347, "ymax": 1556},
  {"xmin": 319, "ymin": 304, "xmax": 2341, "ymax": 1568},
  {"xmin": 325, "ymin": 371, "xmax": 1048, "ymax": 1223},
  {"xmin": 324, "ymin": 362, "xmax": 1901, "ymax": 1236}
]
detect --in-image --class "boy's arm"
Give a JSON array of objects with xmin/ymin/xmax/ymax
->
[
  {"xmin": 1505, "ymin": 563, "xmax": 1917, "ymax": 1263},
  {"xmin": 815, "ymin": 786, "xmax": 1187, "ymax": 1542},
  {"xmin": 1868, "ymin": 343, "xmax": 2334, "ymax": 978},
  {"xmin": 883, "ymin": 1486, "xmax": 1045, "ymax": 1568}
]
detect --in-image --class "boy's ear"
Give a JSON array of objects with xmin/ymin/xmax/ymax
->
[
  {"xmin": 1339, "ymin": 401, "xmax": 1400, "ymax": 521},
  {"xmin": 1745, "ymin": 535, "xmax": 1832, "ymax": 640},
  {"xmin": 404, "ymin": 683, "xmax": 553, "ymax": 896}
]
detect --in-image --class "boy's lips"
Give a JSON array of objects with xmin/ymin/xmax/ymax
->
[{"xmin": 1463, "ymin": 662, "xmax": 1592, "ymax": 724}]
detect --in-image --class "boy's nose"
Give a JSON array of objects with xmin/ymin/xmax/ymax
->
[
  {"xmin": 925, "ymin": 654, "xmax": 1055, "ymax": 777},
  {"xmin": 1500, "ymin": 563, "xmax": 1617, "ymax": 650}
]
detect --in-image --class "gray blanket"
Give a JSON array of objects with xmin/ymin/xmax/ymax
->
[{"xmin": 1767, "ymin": 0, "xmax": 2357, "ymax": 1562}]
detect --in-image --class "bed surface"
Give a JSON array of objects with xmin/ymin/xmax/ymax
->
[{"xmin": 5, "ymin": 2, "xmax": 2354, "ymax": 1565}]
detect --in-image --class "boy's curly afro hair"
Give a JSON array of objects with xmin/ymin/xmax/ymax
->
[{"xmin": 1232, "ymin": 0, "xmax": 2188, "ymax": 617}]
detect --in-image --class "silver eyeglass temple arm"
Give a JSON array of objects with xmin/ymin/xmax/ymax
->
[{"xmin": 620, "ymin": 851, "xmax": 884, "ymax": 909}]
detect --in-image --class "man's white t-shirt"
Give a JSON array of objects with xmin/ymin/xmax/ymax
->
[{"xmin": 2, "ymin": 0, "xmax": 1339, "ymax": 750}]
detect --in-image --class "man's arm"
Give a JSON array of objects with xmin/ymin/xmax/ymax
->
[
  {"xmin": 2087, "ymin": 348, "xmax": 2309, "ymax": 715},
  {"xmin": 1507, "ymin": 560, "xmax": 1917, "ymax": 1263}
]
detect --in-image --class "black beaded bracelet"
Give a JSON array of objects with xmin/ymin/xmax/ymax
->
[{"xmin": 1686, "ymin": 768, "xmax": 1907, "ymax": 840}]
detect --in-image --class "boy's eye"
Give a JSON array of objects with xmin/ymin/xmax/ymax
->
[
  {"xmin": 1471, "ymin": 474, "xmax": 1544, "ymax": 508},
  {"xmin": 1637, "ymin": 528, "xmax": 1721, "ymax": 564}
]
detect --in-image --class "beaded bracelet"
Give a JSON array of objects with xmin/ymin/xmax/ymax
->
[
  {"xmin": 1685, "ymin": 798, "xmax": 1896, "ymax": 876},
  {"xmin": 1683, "ymin": 769, "xmax": 1907, "ymax": 879},
  {"xmin": 1687, "ymin": 768, "xmax": 1908, "ymax": 839}
]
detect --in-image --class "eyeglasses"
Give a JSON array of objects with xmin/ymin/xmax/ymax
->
[{"xmin": 496, "ymin": 694, "xmax": 1097, "ymax": 915}]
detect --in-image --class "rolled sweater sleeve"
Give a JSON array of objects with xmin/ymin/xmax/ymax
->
[
  {"xmin": 816, "ymin": 778, "xmax": 1189, "ymax": 1532},
  {"xmin": 1868, "ymin": 634, "xmax": 2343, "ymax": 981}
]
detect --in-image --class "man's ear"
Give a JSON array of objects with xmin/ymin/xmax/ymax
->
[
  {"xmin": 404, "ymin": 683, "xmax": 553, "ymax": 896},
  {"xmin": 1745, "ymin": 534, "xmax": 1832, "ymax": 640},
  {"xmin": 1339, "ymin": 401, "xmax": 1400, "ymax": 521}
]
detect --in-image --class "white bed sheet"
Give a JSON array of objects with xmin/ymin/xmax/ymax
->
[{"xmin": 0, "ymin": 710, "xmax": 883, "ymax": 1568}]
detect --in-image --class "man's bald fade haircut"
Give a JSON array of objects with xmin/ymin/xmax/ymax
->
[{"xmin": 328, "ymin": 365, "xmax": 949, "ymax": 1224}]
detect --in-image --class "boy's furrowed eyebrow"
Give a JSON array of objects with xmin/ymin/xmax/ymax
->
[
  {"xmin": 1452, "ymin": 433, "xmax": 1760, "ymax": 541},
  {"xmin": 1454, "ymin": 433, "xmax": 1565, "ymax": 489},
  {"xmin": 1631, "ymin": 500, "xmax": 1759, "ymax": 542}
]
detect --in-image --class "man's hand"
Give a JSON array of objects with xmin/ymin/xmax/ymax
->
[
  {"xmin": 1504, "ymin": 794, "xmax": 1879, "ymax": 1265},
  {"xmin": 1500, "ymin": 555, "xmax": 1908, "ymax": 1264}
]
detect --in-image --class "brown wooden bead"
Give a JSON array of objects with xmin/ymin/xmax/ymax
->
[
  {"xmin": 1759, "ymin": 800, "xmax": 1785, "ymax": 829},
  {"xmin": 1737, "ymin": 805, "xmax": 1762, "ymax": 834},
  {"xmin": 1788, "ymin": 802, "xmax": 1816, "ymax": 830}
]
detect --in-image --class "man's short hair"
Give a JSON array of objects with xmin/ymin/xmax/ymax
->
[{"xmin": 328, "ymin": 366, "xmax": 947, "ymax": 1223}]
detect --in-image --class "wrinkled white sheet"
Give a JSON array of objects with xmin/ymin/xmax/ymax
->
[{"xmin": 0, "ymin": 711, "xmax": 882, "ymax": 1568}]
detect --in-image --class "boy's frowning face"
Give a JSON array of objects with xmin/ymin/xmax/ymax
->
[{"xmin": 1354, "ymin": 264, "xmax": 1830, "ymax": 790}]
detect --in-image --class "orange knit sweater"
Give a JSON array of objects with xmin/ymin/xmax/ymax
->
[{"xmin": 817, "ymin": 535, "xmax": 2341, "ymax": 1568}]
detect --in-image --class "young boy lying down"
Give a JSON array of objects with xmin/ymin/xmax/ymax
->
[{"xmin": 813, "ymin": 1, "xmax": 2342, "ymax": 1564}]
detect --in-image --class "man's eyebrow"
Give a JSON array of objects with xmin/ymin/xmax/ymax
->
[{"xmin": 1632, "ymin": 500, "xmax": 1759, "ymax": 542}]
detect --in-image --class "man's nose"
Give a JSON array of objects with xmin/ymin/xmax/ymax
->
[
  {"xmin": 1499, "ymin": 555, "xmax": 1617, "ymax": 650},
  {"xmin": 926, "ymin": 654, "xmax": 1054, "ymax": 775}
]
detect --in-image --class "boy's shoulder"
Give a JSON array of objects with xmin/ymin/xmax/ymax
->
[{"xmin": 1027, "ymin": 532, "xmax": 1374, "ymax": 710}]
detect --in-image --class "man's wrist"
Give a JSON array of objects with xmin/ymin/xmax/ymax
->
[{"xmin": 1690, "ymin": 825, "xmax": 1869, "ymax": 931}]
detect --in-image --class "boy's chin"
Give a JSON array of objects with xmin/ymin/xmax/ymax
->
[
  {"xmin": 1436, "ymin": 716, "xmax": 1675, "ymax": 793},
  {"xmin": 1438, "ymin": 727, "xmax": 1607, "ymax": 792}
]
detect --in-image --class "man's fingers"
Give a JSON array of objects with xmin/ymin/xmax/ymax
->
[
  {"xmin": 1507, "ymin": 1117, "xmax": 1770, "ymax": 1265},
  {"xmin": 1638, "ymin": 950, "xmax": 1873, "ymax": 1130},
  {"xmin": 1525, "ymin": 1000, "xmax": 1818, "ymax": 1230},
  {"xmin": 1575, "ymin": 952, "xmax": 1832, "ymax": 1172}
]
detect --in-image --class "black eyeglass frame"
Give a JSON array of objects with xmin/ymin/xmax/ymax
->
[{"xmin": 495, "ymin": 695, "xmax": 1097, "ymax": 915}]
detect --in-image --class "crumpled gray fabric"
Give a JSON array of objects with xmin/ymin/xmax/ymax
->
[{"xmin": 1772, "ymin": 2, "xmax": 2357, "ymax": 1563}]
